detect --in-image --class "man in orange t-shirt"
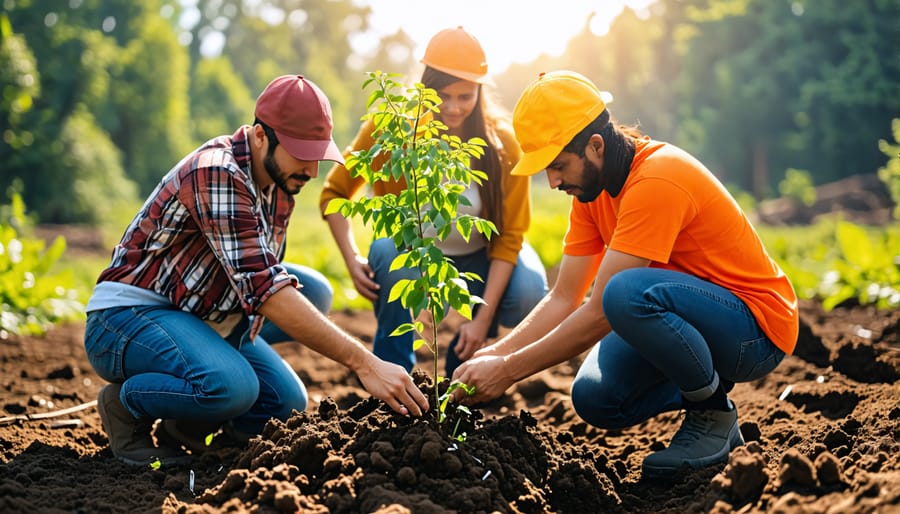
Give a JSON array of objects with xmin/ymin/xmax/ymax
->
[{"xmin": 451, "ymin": 70, "xmax": 799, "ymax": 480}]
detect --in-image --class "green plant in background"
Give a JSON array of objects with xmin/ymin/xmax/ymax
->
[
  {"xmin": 0, "ymin": 192, "xmax": 85, "ymax": 336},
  {"xmin": 817, "ymin": 220, "xmax": 900, "ymax": 310},
  {"xmin": 877, "ymin": 118, "xmax": 900, "ymax": 220},
  {"xmin": 761, "ymin": 216, "xmax": 900, "ymax": 311},
  {"xmin": 326, "ymin": 71, "xmax": 494, "ymax": 412},
  {"xmin": 778, "ymin": 168, "xmax": 816, "ymax": 207}
]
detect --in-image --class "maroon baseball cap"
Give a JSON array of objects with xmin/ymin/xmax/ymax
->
[{"xmin": 254, "ymin": 75, "xmax": 344, "ymax": 165}]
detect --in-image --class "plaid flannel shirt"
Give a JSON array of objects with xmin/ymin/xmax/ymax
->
[{"xmin": 97, "ymin": 126, "xmax": 298, "ymax": 339}]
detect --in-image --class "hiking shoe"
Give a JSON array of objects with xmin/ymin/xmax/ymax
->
[
  {"xmin": 642, "ymin": 406, "xmax": 744, "ymax": 480},
  {"xmin": 97, "ymin": 384, "xmax": 191, "ymax": 467}
]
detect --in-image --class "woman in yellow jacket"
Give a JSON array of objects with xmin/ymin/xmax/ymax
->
[{"xmin": 319, "ymin": 27, "xmax": 548, "ymax": 374}]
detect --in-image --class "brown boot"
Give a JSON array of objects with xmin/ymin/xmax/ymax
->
[{"xmin": 97, "ymin": 384, "xmax": 191, "ymax": 466}]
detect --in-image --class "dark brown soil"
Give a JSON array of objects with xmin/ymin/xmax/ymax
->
[{"xmin": 1, "ymin": 301, "xmax": 898, "ymax": 513}]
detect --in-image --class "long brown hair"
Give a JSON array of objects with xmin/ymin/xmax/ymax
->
[{"xmin": 421, "ymin": 66, "xmax": 505, "ymax": 234}]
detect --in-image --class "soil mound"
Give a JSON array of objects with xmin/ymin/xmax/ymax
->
[{"xmin": 1, "ymin": 300, "xmax": 898, "ymax": 513}]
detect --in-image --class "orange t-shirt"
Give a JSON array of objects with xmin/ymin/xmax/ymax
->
[{"xmin": 563, "ymin": 138, "xmax": 799, "ymax": 354}]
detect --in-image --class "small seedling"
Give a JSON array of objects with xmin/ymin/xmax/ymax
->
[
  {"xmin": 439, "ymin": 382, "xmax": 476, "ymax": 441},
  {"xmin": 326, "ymin": 71, "xmax": 494, "ymax": 414}
]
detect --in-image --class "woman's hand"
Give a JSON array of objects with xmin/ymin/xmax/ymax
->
[
  {"xmin": 450, "ymin": 354, "xmax": 515, "ymax": 405},
  {"xmin": 453, "ymin": 316, "xmax": 491, "ymax": 361},
  {"xmin": 347, "ymin": 254, "xmax": 379, "ymax": 302}
]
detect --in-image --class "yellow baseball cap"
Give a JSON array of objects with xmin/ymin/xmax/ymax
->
[{"xmin": 510, "ymin": 71, "xmax": 608, "ymax": 176}]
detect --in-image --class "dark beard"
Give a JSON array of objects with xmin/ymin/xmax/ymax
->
[
  {"xmin": 264, "ymin": 147, "xmax": 310, "ymax": 196},
  {"xmin": 576, "ymin": 156, "xmax": 605, "ymax": 203}
]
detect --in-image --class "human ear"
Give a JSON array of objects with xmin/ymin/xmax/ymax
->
[
  {"xmin": 252, "ymin": 124, "xmax": 267, "ymax": 149},
  {"xmin": 588, "ymin": 134, "xmax": 605, "ymax": 157}
]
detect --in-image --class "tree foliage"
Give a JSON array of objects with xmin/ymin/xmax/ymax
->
[
  {"xmin": 326, "ymin": 72, "xmax": 494, "ymax": 408},
  {"xmin": 878, "ymin": 119, "xmax": 900, "ymax": 220},
  {"xmin": 2, "ymin": 0, "xmax": 897, "ymax": 223},
  {"xmin": 494, "ymin": 0, "xmax": 899, "ymax": 199}
]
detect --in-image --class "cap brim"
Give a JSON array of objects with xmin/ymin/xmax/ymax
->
[
  {"xmin": 425, "ymin": 63, "xmax": 495, "ymax": 86},
  {"xmin": 278, "ymin": 135, "xmax": 345, "ymax": 165},
  {"xmin": 510, "ymin": 143, "xmax": 564, "ymax": 176}
]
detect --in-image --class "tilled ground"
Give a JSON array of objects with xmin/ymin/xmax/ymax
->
[{"xmin": 1, "ymin": 300, "xmax": 898, "ymax": 513}]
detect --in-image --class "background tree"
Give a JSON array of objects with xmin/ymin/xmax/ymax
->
[
  {"xmin": 2, "ymin": 0, "xmax": 898, "ymax": 222},
  {"xmin": 494, "ymin": 0, "xmax": 899, "ymax": 199},
  {"xmin": 2, "ymin": 7, "xmax": 137, "ymax": 223},
  {"xmin": 109, "ymin": 14, "xmax": 193, "ymax": 195},
  {"xmin": 0, "ymin": 13, "xmax": 40, "ymax": 178},
  {"xmin": 189, "ymin": 57, "xmax": 255, "ymax": 142}
]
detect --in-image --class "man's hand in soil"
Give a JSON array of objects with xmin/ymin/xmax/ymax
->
[
  {"xmin": 356, "ymin": 355, "xmax": 429, "ymax": 416},
  {"xmin": 259, "ymin": 287, "xmax": 428, "ymax": 417}
]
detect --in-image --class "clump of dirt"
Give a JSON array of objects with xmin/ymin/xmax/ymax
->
[{"xmin": 1, "ymin": 300, "xmax": 899, "ymax": 513}]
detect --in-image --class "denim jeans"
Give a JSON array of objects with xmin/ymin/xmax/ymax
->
[
  {"xmin": 571, "ymin": 268, "xmax": 785, "ymax": 430},
  {"xmin": 83, "ymin": 263, "xmax": 333, "ymax": 435},
  {"xmin": 368, "ymin": 238, "xmax": 548, "ymax": 374}
]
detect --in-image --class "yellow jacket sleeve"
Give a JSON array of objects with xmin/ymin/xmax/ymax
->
[
  {"xmin": 320, "ymin": 118, "xmax": 531, "ymax": 265},
  {"xmin": 490, "ymin": 123, "xmax": 530, "ymax": 264}
]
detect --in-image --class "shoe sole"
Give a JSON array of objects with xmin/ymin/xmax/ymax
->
[{"xmin": 642, "ymin": 424, "xmax": 745, "ymax": 480}]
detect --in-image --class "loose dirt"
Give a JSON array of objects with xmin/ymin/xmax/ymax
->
[{"xmin": 1, "ymin": 301, "xmax": 898, "ymax": 513}]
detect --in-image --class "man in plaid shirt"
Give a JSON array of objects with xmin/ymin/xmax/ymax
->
[{"xmin": 84, "ymin": 75, "xmax": 429, "ymax": 466}]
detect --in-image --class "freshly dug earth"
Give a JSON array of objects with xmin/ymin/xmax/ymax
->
[{"xmin": 1, "ymin": 300, "xmax": 898, "ymax": 513}]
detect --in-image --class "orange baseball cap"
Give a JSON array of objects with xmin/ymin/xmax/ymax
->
[
  {"xmin": 420, "ymin": 26, "xmax": 493, "ymax": 85},
  {"xmin": 254, "ymin": 75, "xmax": 344, "ymax": 165},
  {"xmin": 510, "ymin": 71, "xmax": 608, "ymax": 177}
]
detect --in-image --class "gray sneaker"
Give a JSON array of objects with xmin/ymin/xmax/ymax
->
[
  {"xmin": 642, "ymin": 407, "xmax": 744, "ymax": 479},
  {"xmin": 97, "ymin": 384, "xmax": 191, "ymax": 467}
]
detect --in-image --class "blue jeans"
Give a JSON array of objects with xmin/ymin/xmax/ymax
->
[
  {"xmin": 83, "ymin": 263, "xmax": 333, "ymax": 435},
  {"xmin": 571, "ymin": 268, "xmax": 785, "ymax": 430},
  {"xmin": 368, "ymin": 238, "xmax": 548, "ymax": 374}
]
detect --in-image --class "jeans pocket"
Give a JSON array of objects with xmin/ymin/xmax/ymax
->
[{"xmin": 734, "ymin": 337, "xmax": 786, "ymax": 382}]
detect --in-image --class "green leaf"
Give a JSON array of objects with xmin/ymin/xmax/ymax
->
[
  {"xmin": 323, "ymin": 198, "xmax": 348, "ymax": 216},
  {"xmin": 388, "ymin": 279, "xmax": 411, "ymax": 303},
  {"xmin": 390, "ymin": 323, "xmax": 416, "ymax": 337},
  {"xmin": 835, "ymin": 221, "xmax": 873, "ymax": 269},
  {"xmin": 457, "ymin": 216, "xmax": 473, "ymax": 241},
  {"xmin": 389, "ymin": 252, "xmax": 411, "ymax": 272}
]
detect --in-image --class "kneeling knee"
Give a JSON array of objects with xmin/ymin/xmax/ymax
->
[{"xmin": 571, "ymin": 380, "xmax": 633, "ymax": 430}]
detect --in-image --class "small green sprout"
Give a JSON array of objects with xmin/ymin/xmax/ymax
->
[{"xmin": 438, "ymin": 382, "xmax": 476, "ymax": 441}]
